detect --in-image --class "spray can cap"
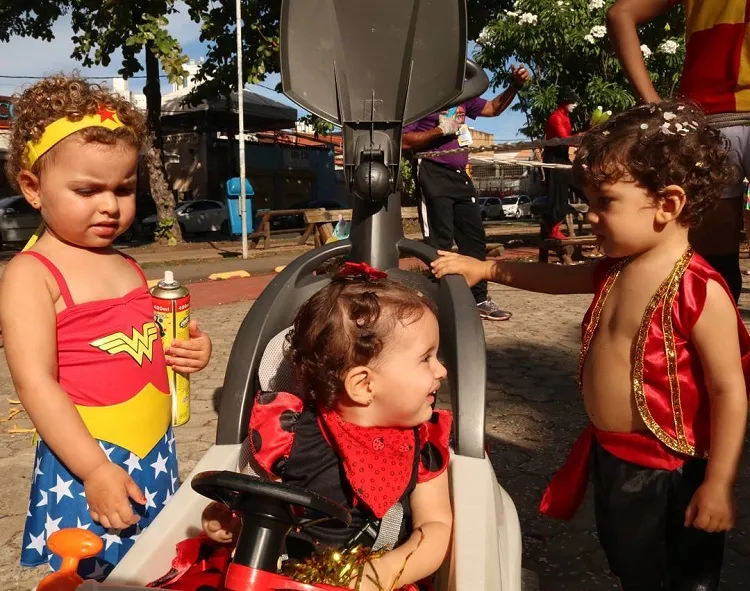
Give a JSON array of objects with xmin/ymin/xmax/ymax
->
[{"xmin": 159, "ymin": 270, "xmax": 180, "ymax": 288}]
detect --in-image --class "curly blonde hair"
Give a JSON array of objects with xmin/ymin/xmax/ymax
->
[{"xmin": 5, "ymin": 73, "xmax": 147, "ymax": 190}]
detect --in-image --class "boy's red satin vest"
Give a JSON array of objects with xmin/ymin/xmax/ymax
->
[{"xmin": 541, "ymin": 249, "xmax": 750, "ymax": 519}]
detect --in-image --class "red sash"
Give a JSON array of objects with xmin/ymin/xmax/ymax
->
[{"xmin": 539, "ymin": 425, "xmax": 685, "ymax": 520}]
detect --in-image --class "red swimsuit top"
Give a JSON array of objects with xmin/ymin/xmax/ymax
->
[{"xmin": 23, "ymin": 251, "xmax": 171, "ymax": 457}]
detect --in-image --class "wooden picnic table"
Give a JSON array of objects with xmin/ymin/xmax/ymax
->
[
  {"xmin": 249, "ymin": 208, "xmax": 324, "ymax": 250},
  {"xmin": 304, "ymin": 206, "xmax": 420, "ymax": 246}
]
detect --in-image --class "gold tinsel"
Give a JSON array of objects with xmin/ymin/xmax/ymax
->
[
  {"xmin": 281, "ymin": 529, "xmax": 424, "ymax": 591},
  {"xmin": 281, "ymin": 544, "xmax": 386, "ymax": 589}
]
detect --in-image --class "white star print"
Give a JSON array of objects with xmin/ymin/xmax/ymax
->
[
  {"xmin": 34, "ymin": 457, "xmax": 43, "ymax": 482},
  {"xmin": 99, "ymin": 442, "xmax": 115, "ymax": 460},
  {"xmin": 49, "ymin": 475, "xmax": 75, "ymax": 503},
  {"xmin": 25, "ymin": 530, "xmax": 45, "ymax": 556},
  {"xmin": 76, "ymin": 517, "xmax": 91, "ymax": 530},
  {"xmin": 170, "ymin": 470, "xmax": 178, "ymax": 492},
  {"xmin": 101, "ymin": 531, "xmax": 122, "ymax": 550},
  {"xmin": 44, "ymin": 514, "xmax": 62, "ymax": 537},
  {"xmin": 123, "ymin": 453, "xmax": 142, "ymax": 476},
  {"xmin": 78, "ymin": 489, "xmax": 89, "ymax": 511},
  {"xmin": 36, "ymin": 490, "xmax": 48, "ymax": 507},
  {"xmin": 167, "ymin": 432, "xmax": 176, "ymax": 453},
  {"xmin": 163, "ymin": 489, "xmax": 173, "ymax": 507},
  {"xmin": 86, "ymin": 559, "xmax": 109, "ymax": 580},
  {"xmin": 150, "ymin": 453, "xmax": 169, "ymax": 478},
  {"xmin": 144, "ymin": 487, "xmax": 158, "ymax": 510}
]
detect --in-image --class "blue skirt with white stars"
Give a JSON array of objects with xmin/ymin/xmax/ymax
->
[{"xmin": 21, "ymin": 429, "xmax": 179, "ymax": 581}]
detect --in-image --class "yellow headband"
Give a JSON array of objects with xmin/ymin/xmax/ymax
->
[{"xmin": 24, "ymin": 106, "xmax": 127, "ymax": 168}]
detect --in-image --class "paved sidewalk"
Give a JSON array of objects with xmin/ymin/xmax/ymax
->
[{"xmin": 1, "ymin": 283, "xmax": 749, "ymax": 589}]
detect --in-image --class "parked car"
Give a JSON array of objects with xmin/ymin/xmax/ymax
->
[
  {"xmin": 0, "ymin": 195, "xmax": 41, "ymax": 244},
  {"xmin": 478, "ymin": 196, "xmax": 503, "ymax": 221},
  {"xmin": 142, "ymin": 199, "xmax": 229, "ymax": 237},
  {"xmin": 501, "ymin": 195, "xmax": 532, "ymax": 218}
]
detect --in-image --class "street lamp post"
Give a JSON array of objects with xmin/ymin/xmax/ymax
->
[{"xmin": 235, "ymin": 0, "xmax": 248, "ymax": 259}]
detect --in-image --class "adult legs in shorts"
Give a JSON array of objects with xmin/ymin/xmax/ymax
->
[
  {"xmin": 690, "ymin": 125, "xmax": 749, "ymax": 303},
  {"xmin": 591, "ymin": 440, "xmax": 724, "ymax": 590}
]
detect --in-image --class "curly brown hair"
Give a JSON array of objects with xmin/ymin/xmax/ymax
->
[
  {"xmin": 572, "ymin": 99, "xmax": 736, "ymax": 227},
  {"xmin": 5, "ymin": 73, "xmax": 147, "ymax": 190},
  {"xmin": 285, "ymin": 274, "xmax": 436, "ymax": 408}
]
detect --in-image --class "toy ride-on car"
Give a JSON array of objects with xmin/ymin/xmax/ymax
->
[{"xmin": 36, "ymin": 1, "xmax": 525, "ymax": 589}]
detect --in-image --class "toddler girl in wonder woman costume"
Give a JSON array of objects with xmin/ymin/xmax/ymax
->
[{"xmin": 0, "ymin": 74, "xmax": 212, "ymax": 580}]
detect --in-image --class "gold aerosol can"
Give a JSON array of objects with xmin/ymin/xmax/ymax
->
[{"xmin": 151, "ymin": 271, "xmax": 191, "ymax": 426}]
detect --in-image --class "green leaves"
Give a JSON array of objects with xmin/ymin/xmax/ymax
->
[
  {"xmin": 475, "ymin": 0, "xmax": 685, "ymax": 138},
  {"xmin": 299, "ymin": 114, "xmax": 334, "ymax": 138},
  {"xmin": 181, "ymin": 0, "xmax": 280, "ymax": 106},
  {"xmin": 0, "ymin": 0, "xmax": 65, "ymax": 42},
  {"xmin": 3, "ymin": 0, "xmax": 685, "ymax": 145}
]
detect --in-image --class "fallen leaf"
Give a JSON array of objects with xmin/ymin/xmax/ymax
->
[
  {"xmin": 7, "ymin": 424, "xmax": 36, "ymax": 434},
  {"xmin": 0, "ymin": 408, "xmax": 24, "ymax": 422}
]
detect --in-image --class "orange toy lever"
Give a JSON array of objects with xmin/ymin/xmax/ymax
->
[{"xmin": 37, "ymin": 528, "xmax": 103, "ymax": 591}]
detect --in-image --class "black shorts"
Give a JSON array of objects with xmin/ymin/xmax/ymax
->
[{"xmin": 591, "ymin": 439, "xmax": 725, "ymax": 590}]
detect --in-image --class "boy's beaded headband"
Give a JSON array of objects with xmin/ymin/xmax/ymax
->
[{"xmin": 23, "ymin": 106, "xmax": 127, "ymax": 168}]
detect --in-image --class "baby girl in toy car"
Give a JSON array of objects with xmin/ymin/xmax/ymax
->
[{"xmin": 157, "ymin": 264, "xmax": 453, "ymax": 591}]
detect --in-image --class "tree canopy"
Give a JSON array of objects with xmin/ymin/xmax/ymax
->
[{"xmin": 475, "ymin": 0, "xmax": 685, "ymax": 137}]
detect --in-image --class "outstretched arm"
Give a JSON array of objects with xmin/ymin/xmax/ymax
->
[
  {"xmin": 431, "ymin": 251, "xmax": 596, "ymax": 294},
  {"xmin": 606, "ymin": 0, "xmax": 672, "ymax": 103},
  {"xmin": 403, "ymin": 127, "xmax": 448, "ymax": 152},
  {"xmin": 687, "ymin": 279, "xmax": 748, "ymax": 532},
  {"xmin": 480, "ymin": 65, "xmax": 530, "ymax": 117}
]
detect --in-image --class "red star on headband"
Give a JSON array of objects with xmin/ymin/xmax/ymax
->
[{"xmin": 97, "ymin": 106, "xmax": 116, "ymax": 122}]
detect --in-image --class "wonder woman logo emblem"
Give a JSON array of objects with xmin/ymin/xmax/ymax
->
[{"xmin": 90, "ymin": 322, "xmax": 159, "ymax": 365}]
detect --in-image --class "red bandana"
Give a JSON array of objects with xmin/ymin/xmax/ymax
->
[{"xmin": 317, "ymin": 406, "xmax": 416, "ymax": 518}]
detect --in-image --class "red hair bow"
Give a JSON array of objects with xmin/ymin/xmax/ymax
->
[{"xmin": 339, "ymin": 261, "xmax": 387, "ymax": 280}]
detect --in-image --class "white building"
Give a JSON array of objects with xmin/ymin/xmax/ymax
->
[{"xmin": 110, "ymin": 58, "xmax": 203, "ymax": 111}]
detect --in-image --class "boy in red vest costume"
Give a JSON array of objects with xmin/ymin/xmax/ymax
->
[{"xmin": 432, "ymin": 101, "xmax": 750, "ymax": 590}]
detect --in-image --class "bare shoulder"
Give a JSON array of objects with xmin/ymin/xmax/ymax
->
[
  {"xmin": 703, "ymin": 279, "xmax": 736, "ymax": 314},
  {"xmin": 693, "ymin": 279, "xmax": 738, "ymax": 335},
  {"xmin": 0, "ymin": 253, "xmax": 52, "ymax": 297},
  {"xmin": 0, "ymin": 253, "xmax": 56, "ymax": 328}
]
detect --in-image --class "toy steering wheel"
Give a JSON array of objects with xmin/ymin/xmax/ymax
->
[{"xmin": 192, "ymin": 471, "xmax": 351, "ymax": 572}]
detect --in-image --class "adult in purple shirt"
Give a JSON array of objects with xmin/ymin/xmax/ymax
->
[{"xmin": 403, "ymin": 64, "xmax": 530, "ymax": 321}]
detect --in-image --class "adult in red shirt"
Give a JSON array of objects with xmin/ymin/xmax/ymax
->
[
  {"xmin": 607, "ymin": 0, "xmax": 748, "ymax": 302},
  {"xmin": 542, "ymin": 88, "xmax": 579, "ymax": 241}
]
